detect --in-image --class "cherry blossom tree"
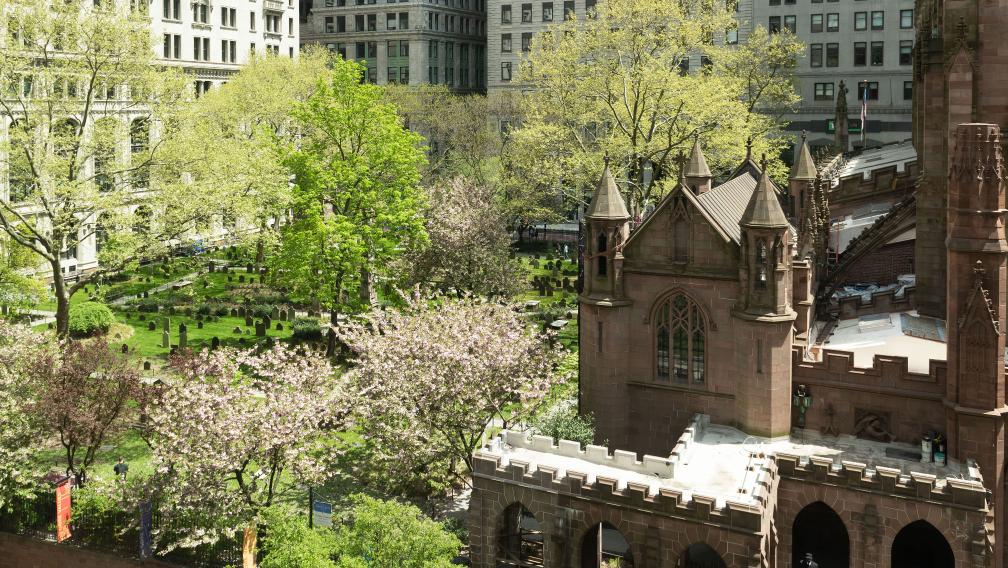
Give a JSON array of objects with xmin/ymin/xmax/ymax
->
[
  {"xmin": 0, "ymin": 322, "xmax": 47, "ymax": 506},
  {"xmin": 31, "ymin": 338, "xmax": 142, "ymax": 487},
  {"xmin": 338, "ymin": 296, "xmax": 568, "ymax": 494},
  {"xmin": 145, "ymin": 345, "xmax": 345, "ymax": 567}
]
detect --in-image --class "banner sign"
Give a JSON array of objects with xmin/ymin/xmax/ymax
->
[
  {"xmin": 139, "ymin": 500, "xmax": 153, "ymax": 558},
  {"xmin": 312, "ymin": 500, "xmax": 332, "ymax": 528},
  {"xmin": 56, "ymin": 479, "xmax": 72, "ymax": 542}
]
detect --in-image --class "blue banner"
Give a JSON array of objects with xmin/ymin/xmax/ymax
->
[{"xmin": 139, "ymin": 501, "xmax": 152, "ymax": 559}]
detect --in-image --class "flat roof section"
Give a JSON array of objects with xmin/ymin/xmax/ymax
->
[{"xmin": 816, "ymin": 310, "xmax": 946, "ymax": 373}]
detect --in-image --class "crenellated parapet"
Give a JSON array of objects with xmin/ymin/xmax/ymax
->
[
  {"xmin": 829, "ymin": 285, "xmax": 916, "ymax": 319},
  {"xmin": 792, "ymin": 344, "xmax": 947, "ymax": 393},
  {"xmin": 774, "ymin": 453, "xmax": 988, "ymax": 510}
]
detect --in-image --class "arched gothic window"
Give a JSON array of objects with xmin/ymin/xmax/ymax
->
[
  {"xmin": 596, "ymin": 231, "xmax": 608, "ymax": 276},
  {"xmin": 755, "ymin": 238, "xmax": 768, "ymax": 290},
  {"xmin": 654, "ymin": 293, "xmax": 706, "ymax": 384}
]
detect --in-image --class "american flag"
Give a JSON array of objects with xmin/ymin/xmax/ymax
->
[{"xmin": 860, "ymin": 82, "xmax": 868, "ymax": 145}]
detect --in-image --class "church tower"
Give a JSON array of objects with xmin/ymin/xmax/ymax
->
[
  {"xmin": 582, "ymin": 158, "xmax": 631, "ymax": 302},
  {"xmin": 732, "ymin": 158, "xmax": 796, "ymax": 438},
  {"xmin": 944, "ymin": 123, "xmax": 1006, "ymax": 562},
  {"xmin": 683, "ymin": 138, "xmax": 713, "ymax": 195},
  {"xmin": 789, "ymin": 131, "xmax": 817, "ymax": 229}
]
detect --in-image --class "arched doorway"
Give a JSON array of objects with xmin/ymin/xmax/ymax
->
[
  {"xmin": 580, "ymin": 522, "xmax": 634, "ymax": 568},
  {"xmin": 678, "ymin": 542, "xmax": 726, "ymax": 568},
  {"xmin": 792, "ymin": 501, "xmax": 850, "ymax": 568},
  {"xmin": 891, "ymin": 520, "xmax": 954, "ymax": 568},
  {"xmin": 497, "ymin": 503, "xmax": 543, "ymax": 567}
]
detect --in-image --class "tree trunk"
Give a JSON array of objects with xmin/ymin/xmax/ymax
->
[
  {"xmin": 242, "ymin": 523, "xmax": 257, "ymax": 568},
  {"xmin": 51, "ymin": 257, "xmax": 70, "ymax": 338},
  {"xmin": 326, "ymin": 302, "xmax": 339, "ymax": 357}
]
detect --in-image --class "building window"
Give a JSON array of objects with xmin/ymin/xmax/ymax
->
[
  {"xmin": 521, "ymin": 3, "xmax": 531, "ymax": 23},
  {"xmin": 853, "ymin": 42, "xmax": 866, "ymax": 66},
  {"xmin": 386, "ymin": 13, "xmax": 396, "ymax": 29},
  {"xmin": 854, "ymin": 11, "xmax": 866, "ymax": 30},
  {"xmin": 810, "ymin": 13, "xmax": 822, "ymax": 33},
  {"xmin": 324, "ymin": 16, "xmax": 334, "ymax": 32},
  {"xmin": 130, "ymin": 119, "xmax": 149, "ymax": 190},
  {"xmin": 783, "ymin": 15, "xmax": 796, "ymax": 33},
  {"xmin": 501, "ymin": 33, "xmax": 511, "ymax": 52},
  {"xmin": 826, "ymin": 13, "xmax": 838, "ymax": 32},
  {"xmin": 899, "ymin": 40, "xmax": 913, "ymax": 65},
  {"xmin": 755, "ymin": 238, "xmax": 768, "ymax": 290},
  {"xmin": 400, "ymin": 41, "xmax": 409, "ymax": 56},
  {"xmin": 826, "ymin": 43, "xmax": 838, "ymax": 67},
  {"xmin": 814, "ymin": 82, "xmax": 834, "ymax": 101},
  {"xmin": 501, "ymin": 4, "xmax": 511, "ymax": 24},
  {"xmin": 563, "ymin": 0, "xmax": 573, "ymax": 20},
  {"xmin": 903, "ymin": 80, "xmax": 912, "ymax": 100},
  {"xmin": 900, "ymin": 9, "xmax": 914, "ymax": 29},
  {"xmin": 809, "ymin": 43, "xmax": 822, "ymax": 67},
  {"xmin": 542, "ymin": 1, "xmax": 552, "ymax": 21},
  {"xmin": 585, "ymin": 0, "xmax": 595, "ymax": 16},
  {"xmin": 870, "ymin": 41, "xmax": 883, "ymax": 65},
  {"xmin": 521, "ymin": 32, "xmax": 532, "ymax": 52},
  {"xmin": 654, "ymin": 293, "xmax": 706, "ymax": 385},
  {"xmin": 858, "ymin": 81, "xmax": 879, "ymax": 100},
  {"xmin": 192, "ymin": 0, "xmax": 208, "ymax": 23},
  {"xmin": 871, "ymin": 10, "xmax": 884, "ymax": 30},
  {"xmin": 500, "ymin": 61, "xmax": 511, "ymax": 82},
  {"xmin": 596, "ymin": 232, "xmax": 607, "ymax": 276},
  {"xmin": 768, "ymin": 15, "xmax": 780, "ymax": 33}
]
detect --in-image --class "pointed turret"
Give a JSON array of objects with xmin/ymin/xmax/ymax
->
[
  {"xmin": 585, "ymin": 158, "xmax": 630, "ymax": 221},
  {"xmin": 741, "ymin": 156, "xmax": 789, "ymax": 229},
  {"xmin": 790, "ymin": 131, "xmax": 817, "ymax": 225},
  {"xmin": 683, "ymin": 138, "xmax": 713, "ymax": 194}
]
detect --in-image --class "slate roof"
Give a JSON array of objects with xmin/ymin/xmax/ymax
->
[
  {"xmin": 695, "ymin": 172, "xmax": 758, "ymax": 243},
  {"xmin": 741, "ymin": 167, "xmax": 791, "ymax": 229},
  {"xmin": 586, "ymin": 162, "xmax": 630, "ymax": 221}
]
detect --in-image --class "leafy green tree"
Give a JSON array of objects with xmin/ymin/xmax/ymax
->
[
  {"xmin": 333, "ymin": 495, "xmax": 461, "ymax": 568},
  {"xmin": 260, "ymin": 507, "xmax": 339, "ymax": 568},
  {"xmin": 0, "ymin": 238, "xmax": 44, "ymax": 312},
  {"xmin": 510, "ymin": 0, "xmax": 803, "ymax": 214},
  {"xmin": 276, "ymin": 58, "xmax": 427, "ymax": 324}
]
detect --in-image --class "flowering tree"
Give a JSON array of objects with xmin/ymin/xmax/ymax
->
[
  {"xmin": 339, "ymin": 296, "xmax": 568, "ymax": 494},
  {"xmin": 145, "ymin": 345, "xmax": 344, "ymax": 566},
  {"xmin": 0, "ymin": 322, "xmax": 46, "ymax": 506},
  {"xmin": 31, "ymin": 338, "xmax": 142, "ymax": 486},
  {"xmin": 404, "ymin": 178, "xmax": 523, "ymax": 298}
]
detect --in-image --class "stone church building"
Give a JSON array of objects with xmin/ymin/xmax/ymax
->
[{"xmin": 467, "ymin": 2, "xmax": 1008, "ymax": 567}]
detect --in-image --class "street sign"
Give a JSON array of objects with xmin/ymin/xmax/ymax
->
[{"xmin": 311, "ymin": 500, "xmax": 332, "ymax": 528}]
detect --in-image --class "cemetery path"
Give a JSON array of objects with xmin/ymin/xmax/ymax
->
[
  {"xmin": 109, "ymin": 272, "xmax": 200, "ymax": 306},
  {"xmin": 28, "ymin": 310, "xmax": 56, "ymax": 327}
]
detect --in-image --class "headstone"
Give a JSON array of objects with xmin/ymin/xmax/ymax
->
[
  {"xmin": 197, "ymin": 321, "xmax": 204, "ymax": 329},
  {"xmin": 139, "ymin": 314, "xmax": 146, "ymax": 321},
  {"xmin": 238, "ymin": 275, "xmax": 245, "ymax": 283},
  {"xmin": 563, "ymin": 277, "xmax": 571, "ymax": 289},
  {"xmin": 238, "ymin": 307, "xmax": 246, "ymax": 317},
  {"xmin": 244, "ymin": 329, "xmax": 251, "ymax": 336},
  {"xmin": 271, "ymin": 307, "xmax": 280, "ymax": 320},
  {"xmin": 246, "ymin": 263, "xmax": 254, "ymax": 273},
  {"xmin": 275, "ymin": 322, "xmax": 283, "ymax": 331},
  {"xmin": 230, "ymin": 308, "xmax": 239, "ymax": 317},
  {"xmin": 245, "ymin": 315, "xmax": 253, "ymax": 327},
  {"xmin": 552, "ymin": 267, "xmax": 559, "ymax": 278},
  {"xmin": 545, "ymin": 261, "xmax": 553, "ymax": 271},
  {"xmin": 161, "ymin": 330, "xmax": 170, "ymax": 348},
  {"xmin": 228, "ymin": 275, "xmax": 233, "ymax": 283},
  {"xmin": 179, "ymin": 322, "xmax": 187, "ymax": 334},
  {"xmin": 531, "ymin": 259, "xmax": 540, "ymax": 269},
  {"xmin": 279, "ymin": 309, "xmax": 288, "ymax": 321},
  {"xmin": 546, "ymin": 284, "xmax": 554, "ymax": 297},
  {"xmin": 202, "ymin": 280, "xmax": 209, "ymax": 288},
  {"xmin": 208, "ymin": 262, "xmax": 215, "ymax": 273},
  {"xmin": 143, "ymin": 291, "xmax": 149, "ymax": 298},
  {"xmin": 143, "ymin": 360, "xmax": 151, "ymax": 371},
  {"xmin": 148, "ymin": 321, "xmax": 156, "ymax": 331},
  {"xmin": 524, "ymin": 300, "xmax": 540, "ymax": 311},
  {"xmin": 263, "ymin": 315, "xmax": 271, "ymax": 330},
  {"xmin": 238, "ymin": 338, "xmax": 246, "ymax": 345},
  {"xmin": 121, "ymin": 344, "xmax": 129, "ymax": 354},
  {"xmin": 249, "ymin": 277, "xmax": 255, "ymax": 285},
  {"xmin": 162, "ymin": 316, "xmax": 170, "ymax": 332},
  {"xmin": 178, "ymin": 328, "xmax": 187, "ymax": 350},
  {"xmin": 211, "ymin": 336, "xmax": 220, "ymax": 350},
  {"xmin": 255, "ymin": 321, "xmax": 266, "ymax": 337},
  {"xmin": 232, "ymin": 326, "xmax": 242, "ymax": 334},
  {"xmin": 538, "ymin": 281, "xmax": 546, "ymax": 296},
  {"xmin": 260, "ymin": 267, "xmax": 267, "ymax": 276}
]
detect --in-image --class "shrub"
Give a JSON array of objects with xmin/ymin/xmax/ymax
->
[
  {"xmin": 250, "ymin": 304, "xmax": 275, "ymax": 319},
  {"xmin": 214, "ymin": 306, "xmax": 231, "ymax": 317},
  {"xmin": 135, "ymin": 299, "xmax": 160, "ymax": 313},
  {"xmin": 195, "ymin": 304, "xmax": 213, "ymax": 316},
  {"xmin": 333, "ymin": 495, "xmax": 461, "ymax": 567},
  {"xmin": 68, "ymin": 302, "xmax": 115, "ymax": 337},
  {"xmin": 530, "ymin": 404, "xmax": 597, "ymax": 447},
  {"xmin": 291, "ymin": 318, "xmax": 323, "ymax": 342}
]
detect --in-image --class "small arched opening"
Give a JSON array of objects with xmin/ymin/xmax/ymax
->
[
  {"xmin": 891, "ymin": 520, "xmax": 953, "ymax": 568},
  {"xmin": 677, "ymin": 542, "xmax": 726, "ymax": 568},
  {"xmin": 497, "ymin": 503, "xmax": 543, "ymax": 567},
  {"xmin": 792, "ymin": 501, "xmax": 850, "ymax": 568},
  {"xmin": 580, "ymin": 521, "xmax": 634, "ymax": 568}
]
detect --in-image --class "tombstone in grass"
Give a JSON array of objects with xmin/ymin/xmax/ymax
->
[
  {"xmin": 143, "ymin": 291, "xmax": 149, "ymax": 298},
  {"xmin": 161, "ymin": 330, "xmax": 170, "ymax": 348},
  {"xmin": 276, "ymin": 322, "xmax": 283, "ymax": 331},
  {"xmin": 246, "ymin": 263, "xmax": 253, "ymax": 274},
  {"xmin": 238, "ymin": 275, "xmax": 245, "ymax": 284},
  {"xmin": 531, "ymin": 259, "xmax": 539, "ymax": 269},
  {"xmin": 230, "ymin": 307, "xmax": 239, "ymax": 317},
  {"xmin": 208, "ymin": 262, "xmax": 215, "ymax": 273},
  {"xmin": 255, "ymin": 321, "xmax": 266, "ymax": 337},
  {"xmin": 121, "ymin": 344, "xmax": 129, "ymax": 354},
  {"xmin": 538, "ymin": 281, "xmax": 546, "ymax": 297},
  {"xmin": 271, "ymin": 307, "xmax": 280, "ymax": 320},
  {"xmin": 139, "ymin": 314, "xmax": 146, "ymax": 321},
  {"xmin": 552, "ymin": 266, "xmax": 560, "ymax": 278},
  {"xmin": 545, "ymin": 261, "xmax": 553, "ymax": 271},
  {"xmin": 237, "ymin": 306, "xmax": 246, "ymax": 317},
  {"xmin": 211, "ymin": 336, "xmax": 220, "ymax": 350},
  {"xmin": 546, "ymin": 283, "xmax": 554, "ymax": 297},
  {"xmin": 244, "ymin": 329, "xmax": 251, "ymax": 336},
  {"xmin": 263, "ymin": 315, "xmax": 271, "ymax": 330},
  {"xmin": 232, "ymin": 326, "xmax": 242, "ymax": 334},
  {"xmin": 238, "ymin": 338, "xmax": 246, "ymax": 346},
  {"xmin": 563, "ymin": 277, "xmax": 571, "ymax": 289},
  {"xmin": 148, "ymin": 321, "xmax": 156, "ymax": 331},
  {"xmin": 179, "ymin": 326, "xmax": 188, "ymax": 350},
  {"xmin": 162, "ymin": 316, "xmax": 171, "ymax": 332},
  {"xmin": 228, "ymin": 275, "xmax": 233, "ymax": 283},
  {"xmin": 197, "ymin": 321, "xmax": 204, "ymax": 329},
  {"xmin": 249, "ymin": 277, "xmax": 255, "ymax": 285},
  {"xmin": 245, "ymin": 314, "xmax": 254, "ymax": 327},
  {"xmin": 143, "ymin": 360, "xmax": 151, "ymax": 371}
]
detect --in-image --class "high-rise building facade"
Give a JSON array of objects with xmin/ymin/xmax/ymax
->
[
  {"xmin": 151, "ymin": 0, "xmax": 301, "ymax": 93},
  {"xmin": 736, "ymin": 0, "xmax": 916, "ymax": 152},
  {"xmin": 300, "ymin": 0, "xmax": 487, "ymax": 91}
]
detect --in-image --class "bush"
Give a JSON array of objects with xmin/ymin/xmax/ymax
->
[
  {"xmin": 291, "ymin": 317, "xmax": 323, "ymax": 342},
  {"xmin": 68, "ymin": 302, "xmax": 115, "ymax": 337},
  {"xmin": 214, "ymin": 305, "xmax": 231, "ymax": 317},
  {"xmin": 260, "ymin": 506, "xmax": 339, "ymax": 568},
  {"xmin": 531, "ymin": 404, "xmax": 597, "ymax": 447},
  {"xmin": 195, "ymin": 304, "xmax": 213, "ymax": 316},
  {"xmin": 333, "ymin": 495, "xmax": 461, "ymax": 567},
  {"xmin": 135, "ymin": 299, "xmax": 160, "ymax": 313},
  {"xmin": 250, "ymin": 303, "xmax": 275, "ymax": 319}
]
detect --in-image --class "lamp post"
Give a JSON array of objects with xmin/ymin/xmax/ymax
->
[{"xmin": 793, "ymin": 384, "xmax": 813, "ymax": 429}]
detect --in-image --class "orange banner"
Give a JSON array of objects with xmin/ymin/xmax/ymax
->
[{"xmin": 56, "ymin": 479, "xmax": 71, "ymax": 542}]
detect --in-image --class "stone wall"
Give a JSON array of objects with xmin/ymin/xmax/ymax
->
[{"xmin": 0, "ymin": 532, "xmax": 179, "ymax": 568}]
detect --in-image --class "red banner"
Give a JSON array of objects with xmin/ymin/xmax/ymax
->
[{"xmin": 56, "ymin": 479, "xmax": 71, "ymax": 542}]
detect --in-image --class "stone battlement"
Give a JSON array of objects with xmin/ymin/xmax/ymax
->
[
  {"xmin": 793, "ymin": 344, "xmax": 947, "ymax": 395},
  {"xmin": 774, "ymin": 452, "xmax": 988, "ymax": 509},
  {"xmin": 829, "ymin": 286, "xmax": 916, "ymax": 319}
]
